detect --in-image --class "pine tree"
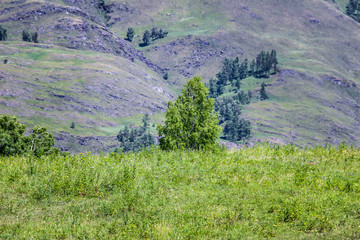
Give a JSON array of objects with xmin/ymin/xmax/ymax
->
[
  {"xmin": 142, "ymin": 30, "xmax": 151, "ymax": 46},
  {"xmin": 126, "ymin": 27, "xmax": 135, "ymax": 42},
  {"xmin": 0, "ymin": 25, "xmax": 7, "ymax": 41},
  {"xmin": 260, "ymin": 82, "xmax": 269, "ymax": 100},
  {"xmin": 142, "ymin": 113, "xmax": 150, "ymax": 131},
  {"xmin": 223, "ymin": 116, "xmax": 251, "ymax": 142},
  {"xmin": 31, "ymin": 32, "xmax": 38, "ymax": 43},
  {"xmin": 346, "ymin": 0, "xmax": 358, "ymax": 19},
  {"xmin": 270, "ymin": 49, "xmax": 278, "ymax": 74},
  {"xmin": 157, "ymin": 76, "xmax": 221, "ymax": 150}
]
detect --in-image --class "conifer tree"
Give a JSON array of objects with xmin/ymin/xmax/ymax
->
[
  {"xmin": 142, "ymin": 30, "xmax": 151, "ymax": 46},
  {"xmin": 31, "ymin": 32, "xmax": 38, "ymax": 43},
  {"xmin": 126, "ymin": 27, "xmax": 135, "ymax": 42},
  {"xmin": 22, "ymin": 30, "xmax": 31, "ymax": 42},
  {"xmin": 260, "ymin": 82, "xmax": 269, "ymax": 100},
  {"xmin": 0, "ymin": 25, "xmax": 7, "ymax": 41}
]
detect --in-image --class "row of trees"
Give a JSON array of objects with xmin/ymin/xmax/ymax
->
[
  {"xmin": 116, "ymin": 114, "xmax": 155, "ymax": 152},
  {"xmin": 142, "ymin": 26, "xmax": 168, "ymax": 46},
  {"xmin": 0, "ymin": 25, "xmax": 7, "ymax": 41},
  {"xmin": 346, "ymin": 0, "xmax": 360, "ymax": 22},
  {"xmin": 209, "ymin": 50, "xmax": 277, "ymax": 98},
  {"xmin": 0, "ymin": 26, "xmax": 39, "ymax": 43},
  {"xmin": 0, "ymin": 115, "xmax": 58, "ymax": 157}
]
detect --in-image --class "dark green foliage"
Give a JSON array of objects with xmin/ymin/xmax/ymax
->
[
  {"xmin": 22, "ymin": 30, "xmax": 31, "ymax": 42},
  {"xmin": 31, "ymin": 32, "xmax": 38, "ymax": 43},
  {"xmin": 140, "ymin": 27, "xmax": 168, "ymax": 46},
  {"xmin": 260, "ymin": 82, "xmax": 269, "ymax": 100},
  {"xmin": 214, "ymin": 97, "xmax": 242, "ymax": 124},
  {"xmin": 236, "ymin": 90, "xmax": 250, "ymax": 105},
  {"xmin": 223, "ymin": 116, "xmax": 251, "ymax": 141},
  {"xmin": 346, "ymin": 0, "xmax": 359, "ymax": 20},
  {"xmin": 163, "ymin": 71, "xmax": 169, "ymax": 80},
  {"xmin": 117, "ymin": 114, "xmax": 154, "ymax": 152},
  {"xmin": 22, "ymin": 30, "xmax": 38, "ymax": 43},
  {"xmin": 150, "ymin": 26, "xmax": 168, "ymax": 40},
  {"xmin": 98, "ymin": 0, "xmax": 105, "ymax": 9},
  {"xmin": 252, "ymin": 50, "xmax": 277, "ymax": 78},
  {"xmin": 0, "ymin": 115, "xmax": 57, "ymax": 156},
  {"xmin": 142, "ymin": 113, "xmax": 150, "ymax": 130},
  {"xmin": 126, "ymin": 27, "xmax": 135, "ymax": 42},
  {"xmin": 142, "ymin": 30, "xmax": 151, "ymax": 46},
  {"xmin": 3, "ymin": 59, "xmax": 8, "ymax": 64},
  {"xmin": 70, "ymin": 122, "xmax": 75, "ymax": 129},
  {"xmin": 214, "ymin": 96, "xmax": 251, "ymax": 141},
  {"xmin": 0, "ymin": 25, "xmax": 7, "ymax": 41},
  {"xmin": 157, "ymin": 76, "xmax": 221, "ymax": 150}
]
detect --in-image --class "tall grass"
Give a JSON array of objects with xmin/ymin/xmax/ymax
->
[{"xmin": 0, "ymin": 145, "xmax": 359, "ymax": 239}]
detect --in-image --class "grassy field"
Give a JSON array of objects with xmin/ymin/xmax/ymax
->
[{"xmin": 1, "ymin": 145, "xmax": 359, "ymax": 239}]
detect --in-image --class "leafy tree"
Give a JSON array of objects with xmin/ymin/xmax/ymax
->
[
  {"xmin": 260, "ymin": 82, "xmax": 269, "ymax": 100},
  {"xmin": 22, "ymin": 30, "xmax": 31, "ymax": 42},
  {"xmin": 0, "ymin": 115, "xmax": 57, "ymax": 156},
  {"xmin": 142, "ymin": 30, "xmax": 151, "ymax": 46},
  {"xmin": 223, "ymin": 116, "xmax": 251, "ymax": 141},
  {"xmin": 25, "ymin": 126, "xmax": 55, "ymax": 157},
  {"xmin": 157, "ymin": 76, "xmax": 221, "ymax": 150},
  {"xmin": 0, "ymin": 25, "xmax": 7, "ymax": 41},
  {"xmin": 0, "ymin": 115, "xmax": 27, "ymax": 156},
  {"xmin": 126, "ymin": 27, "xmax": 135, "ymax": 42}
]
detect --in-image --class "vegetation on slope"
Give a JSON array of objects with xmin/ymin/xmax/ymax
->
[{"xmin": 1, "ymin": 145, "xmax": 359, "ymax": 239}]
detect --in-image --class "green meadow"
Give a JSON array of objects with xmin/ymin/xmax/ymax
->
[{"xmin": 1, "ymin": 145, "xmax": 359, "ymax": 239}]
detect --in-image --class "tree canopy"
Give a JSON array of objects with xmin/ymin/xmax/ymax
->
[
  {"xmin": 0, "ymin": 115, "xmax": 58, "ymax": 156},
  {"xmin": 157, "ymin": 76, "xmax": 221, "ymax": 150}
]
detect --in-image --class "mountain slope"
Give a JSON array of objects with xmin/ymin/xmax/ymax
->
[
  {"xmin": 1, "ymin": 0, "xmax": 360, "ymax": 149},
  {"xmin": 104, "ymin": 0, "xmax": 360, "ymax": 146}
]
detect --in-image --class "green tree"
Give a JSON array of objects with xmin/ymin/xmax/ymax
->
[
  {"xmin": 31, "ymin": 32, "xmax": 38, "ymax": 43},
  {"xmin": 126, "ymin": 27, "xmax": 135, "ymax": 42},
  {"xmin": 25, "ymin": 126, "xmax": 56, "ymax": 157},
  {"xmin": 142, "ymin": 30, "xmax": 151, "ymax": 46},
  {"xmin": 260, "ymin": 82, "xmax": 269, "ymax": 100},
  {"xmin": 22, "ymin": 30, "xmax": 31, "ymax": 42},
  {"xmin": 142, "ymin": 113, "xmax": 150, "ymax": 130},
  {"xmin": 157, "ymin": 76, "xmax": 222, "ymax": 150},
  {"xmin": 0, "ymin": 115, "xmax": 27, "ymax": 156},
  {"xmin": 223, "ymin": 116, "xmax": 251, "ymax": 141},
  {"xmin": 346, "ymin": 0, "xmax": 358, "ymax": 19},
  {"xmin": 0, "ymin": 25, "xmax": 7, "ymax": 41}
]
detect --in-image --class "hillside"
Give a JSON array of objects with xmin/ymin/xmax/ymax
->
[
  {"xmin": 105, "ymin": 0, "xmax": 360, "ymax": 146},
  {"xmin": 1, "ymin": 0, "xmax": 360, "ymax": 149}
]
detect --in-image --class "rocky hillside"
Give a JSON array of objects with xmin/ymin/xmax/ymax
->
[{"xmin": 1, "ymin": 0, "xmax": 360, "ymax": 150}]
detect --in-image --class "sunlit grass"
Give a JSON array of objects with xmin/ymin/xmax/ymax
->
[{"xmin": 1, "ymin": 145, "xmax": 359, "ymax": 239}]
